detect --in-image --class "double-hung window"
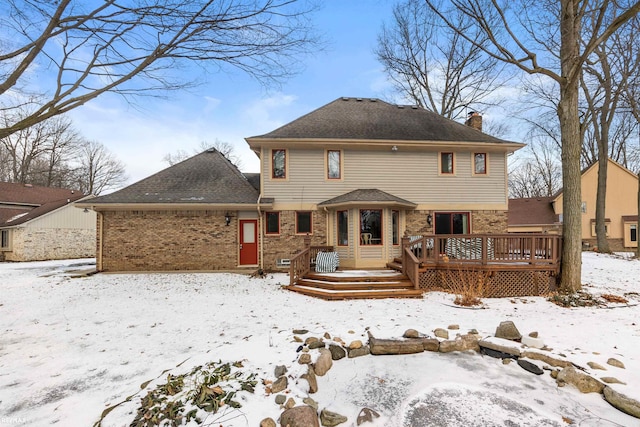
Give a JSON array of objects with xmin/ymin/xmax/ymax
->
[{"xmin": 272, "ymin": 149, "xmax": 286, "ymax": 179}]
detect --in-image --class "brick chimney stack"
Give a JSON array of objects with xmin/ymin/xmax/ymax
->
[{"xmin": 466, "ymin": 111, "xmax": 482, "ymax": 132}]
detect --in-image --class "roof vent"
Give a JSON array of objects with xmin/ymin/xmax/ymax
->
[
  {"xmin": 342, "ymin": 97, "xmax": 349, "ymax": 101},
  {"xmin": 356, "ymin": 98, "xmax": 363, "ymax": 102},
  {"xmin": 397, "ymin": 105, "xmax": 404, "ymax": 109},
  {"xmin": 370, "ymin": 99, "xmax": 377, "ymax": 102},
  {"xmin": 411, "ymin": 105, "xmax": 418, "ymax": 109}
]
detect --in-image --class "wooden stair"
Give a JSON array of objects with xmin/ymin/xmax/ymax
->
[{"xmin": 285, "ymin": 269, "xmax": 424, "ymax": 300}]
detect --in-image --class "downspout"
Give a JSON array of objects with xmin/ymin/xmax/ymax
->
[
  {"xmin": 97, "ymin": 210, "xmax": 103, "ymax": 271},
  {"xmin": 257, "ymin": 194, "xmax": 263, "ymax": 269}
]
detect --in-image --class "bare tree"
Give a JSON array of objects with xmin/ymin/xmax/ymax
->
[
  {"xmin": 163, "ymin": 140, "xmax": 243, "ymax": 168},
  {"xmin": 0, "ymin": 0, "xmax": 319, "ymax": 139},
  {"xmin": 73, "ymin": 140, "xmax": 128, "ymax": 195},
  {"xmin": 375, "ymin": 0, "xmax": 505, "ymax": 119},
  {"xmin": 509, "ymin": 136, "xmax": 562, "ymax": 198},
  {"xmin": 426, "ymin": 0, "xmax": 640, "ymax": 292}
]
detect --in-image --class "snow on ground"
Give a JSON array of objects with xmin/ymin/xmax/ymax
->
[{"xmin": 0, "ymin": 252, "xmax": 639, "ymax": 426}]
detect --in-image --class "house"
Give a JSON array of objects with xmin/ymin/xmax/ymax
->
[
  {"xmin": 0, "ymin": 182, "xmax": 96, "ymax": 261},
  {"xmin": 508, "ymin": 158, "xmax": 638, "ymax": 251},
  {"xmin": 80, "ymin": 97, "xmax": 524, "ymax": 272}
]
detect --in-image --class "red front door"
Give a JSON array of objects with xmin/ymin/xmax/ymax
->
[{"xmin": 239, "ymin": 219, "xmax": 258, "ymax": 265}]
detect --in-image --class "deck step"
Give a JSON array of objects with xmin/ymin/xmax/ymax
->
[
  {"xmin": 285, "ymin": 284, "xmax": 424, "ymax": 300},
  {"xmin": 297, "ymin": 278, "xmax": 413, "ymax": 291}
]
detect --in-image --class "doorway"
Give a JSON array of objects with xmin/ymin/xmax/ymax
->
[{"xmin": 239, "ymin": 219, "xmax": 258, "ymax": 265}]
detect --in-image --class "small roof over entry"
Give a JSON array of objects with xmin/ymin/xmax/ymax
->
[{"xmin": 318, "ymin": 189, "xmax": 417, "ymax": 209}]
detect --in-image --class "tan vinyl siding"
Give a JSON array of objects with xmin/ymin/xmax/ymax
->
[
  {"xmin": 23, "ymin": 204, "xmax": 97, "ymax": 230},
  {"xmin": 262, "ymin": 148, "xmax": 507, "ymax": 206}
]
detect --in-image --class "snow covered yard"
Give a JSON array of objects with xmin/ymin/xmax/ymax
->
[{"xmin": 0, "ymin": 253, "xmax": 639, "ymax": 426}]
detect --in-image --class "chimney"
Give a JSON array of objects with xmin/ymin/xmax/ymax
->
[{"xmin": 466, "ymin": 111, "xmax": 482, "ymax": 132}]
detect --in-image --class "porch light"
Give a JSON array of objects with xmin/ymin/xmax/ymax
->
[
  {"xmin": 427, "ymin": 213, "xmax": 433, "ymax": 225},
  {"xmin": 224, "ymin": 213, "xmax": 232, "ymax": 226}
]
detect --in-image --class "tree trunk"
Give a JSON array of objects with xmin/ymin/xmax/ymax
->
[
  {"xmin": 558, "ymin": 0, "xmax": 583, "ymax": 293},
  {"xmin": 595, "ymin": 153, "xmax": 611, "ymax": 252},
  {"xmin": 637, "ymin": 175, "xmax": 640, "ymax": 258}
]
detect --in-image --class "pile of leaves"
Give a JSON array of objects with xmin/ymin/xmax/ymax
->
[
  {"xmin": 131, "ymin": 360, "xmax": 257, "ymax": 426},
  {"xmin": 548, "ymin": 290, "xmax": 601, "ymax": 308}
]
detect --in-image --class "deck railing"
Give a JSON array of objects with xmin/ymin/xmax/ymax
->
[
  {"xmin": 289, "ymin": 238, "xmax": 334, "ymax": 286},
  {"xmin": 402, "ymin": 247, "xmax": 421, "ymax": 290}
]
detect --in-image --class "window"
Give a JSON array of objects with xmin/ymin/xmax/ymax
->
[
  {"xmin": 435, "ymin": 212, "xmax": 470, "ymax": 234},
  {"xmin": 337, "ymin": 210, "xmax": 349, "ymax": 246},
  {"xmin": 474, "ymin": 153, "xmax": 487, "ymax": 174},
  {"xmin": 360, "ymin": 209, "xmax": 382, "ymax": 245},
  {"xmin": 590, "ymin": 219, "xmax": 610, "ymax": 237},
  {"xmin": 392, "ymin": 210, "xmax": 399, "ymax": 245},
  {"xmin": 327, "ymin": 150, "xmax": 341, "ymax": 179},
  {"xmin": 1, "ymin": 229, "xmax": 9, "ymax": 249},
  {"xmin": 296, "ymin": 211, "xmax": 312, "ymax": 234},
  {"xmin": 440, "ymin": 152, "xmax": 454, "ymax": 174},
  {"xmin": 265, "ymin": 212, "xmax": 280, "ymax": 235},
  {"xmin": 631, "ymin": 225, "xmax": 637, "ymax": 242},
  {"xmin": 272, "ymin": 149, "xmax": 286, "ymax": 179}
]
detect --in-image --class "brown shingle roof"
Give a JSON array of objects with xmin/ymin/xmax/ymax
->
[
  {"xmin": 248, "ymin": 97, "xmax": 520, "ymax": 144},
  {"xmin": 84, "ymin": 149, "xmax": 260, "ymax": 206},
  {"xmin": 508, "ymin": 197, "xmax": 559, "ymax": 226},
  {"xmin": 319, "ymin": 189, "xmax": 417, "ymax": 208}
]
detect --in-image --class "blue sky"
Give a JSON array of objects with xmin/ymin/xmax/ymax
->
[{"xmin": 69, "ymin": 0, "xmax": 400, "ymax": 183}]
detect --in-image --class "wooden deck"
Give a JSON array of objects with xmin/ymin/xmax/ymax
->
[{"xmin": 287, "ymin": 234, "xmax": 562, "ymax": 299}]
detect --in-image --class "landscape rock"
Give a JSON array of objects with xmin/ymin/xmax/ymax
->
[
  {"xmin": 309, "ymin": 340, "xmax": 326, "ymax": 350},
  {"xmin": 293, "ymin": 329, "xmax": 309, "ymax": 335},
  {"xmin": 422, "ymin": 338, "xmax": 440, "ymax": 352},
  {"xmin": 468, "ymin": 329, "xmax": 479, "ymax": 335},
  {"xmin": 285, "ymin": 398, "xmax": 296, "ymax": 409},
  {"xmin": 328, "ymin": 344, "xmax": 346, "ymax": 360},
  {"xmin": 275, "ymin": 394, "xmax": 286, "ymax": 405},
  {"xmin": 293, "ymin": 336, "xmax": 303, "ymax": 343},
  {"xmin": 528, "ymin": 331, "xmax": 539, "ymax": 338},
  {"xmin": 356, "ymin": 407, "xmax": 380, "ymax": 425},
  {"xmin": 304, "ymin": 397, "xmax": 319, "ymax": 410},
  {"xmin": 521, "ymin": 350, "xmax": 572, "ymax": 368},
  {"xmin": 439, "ymin": 334, "xmax": 480, "ymax": 353},
  {"xmin": 320, "ymin": 409, "xmax": 348, "ymax": 426},
  {"xmin": 274, "ymin": 365, "xmax": 287, "ymax": 377},
  {"xmin": 314, "ymin": 348, "xmax": 333, "ymax": 376},
  {"xmin": 495, "ymin": 321, "xmax": 522, "ymax": 341},
  {"xmin": 260, "ymin": 418, "xmax": 277, "ymax": 427},
  {"xmin": 306, "ymin": 336, "xmax": 320, "ymax": 346},
  {"xmin": 298, "ymin": 353, "xmax": 312, "ymax": 364},
  {"xmin": 280, "ymin": 405, "xmax": 319, "ymax": 427},
  {"xmin": 607, "ymin": 358, "xmax": 625, "ymax": 369},
  {"xmin": 587, "ymin": 361, "xmax": 606, "ymax": 370},
  {"xmin": 479, "ymin": 337, "xmax": 521, "ymax": 358},
  {"xmin": 323, "ymin": 332, "xmax": 331, "ymax": 339},
  {"xmin": 601, "ymin": 377, "xmax": 626, "ymax": 385},
  {"xmin": 448, "ymin": 324, "xmax": 460, "ymax": 330},
  {"xmin": 517, "ymin": 359, "xmax": 544, "ymax": 375},
  {"xmin": 271, "ymin": 376, "xmax": 288, "ymax": 393},
  {"xmin": 301, "ymin": 366, "xmax": 318, "ymax": 393},
  {"xmin": 348, "ymin": 340, "xmax": 363, "ymax": 349},
  {"xmin": 603, "ymin": 386, "xmax": 640, "ymax": 418},
  {"xmin": 521, "ymin": 335, "xmax": 544, "ymax": 349},
  {"xmin": 368, "ymin": 332, "xmax": 424, "ymax": 355},
  {"xmin": 348, "ymin": 345, "xmax": 370, "ymax": 358},
  {"xmin": 434, "ymin": 328, "xmax": 449, "ymax": 339},
  {"xmin": 403, "ymin": 329, "xmax": 420, "ymax": 338},
  {"xmin": 556, "ymin": 366, "xmax": 604, "ymax": 394}
]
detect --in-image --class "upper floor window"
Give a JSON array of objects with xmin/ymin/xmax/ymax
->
[
  {"xmin": 265, "ymin": 212, "xmax": 280, "ymax": 235},
  {"xmin": 327, "ymin": 150, "xmax": 341, "ymax": 179},
  {"xmin": 440, "ymin": 152, "xmax": 454, "ymax": 174},
  {"xmin": 474, "ymin": 153, "xmax": 487, "ymax": 174},
  {"xmin": 296, "ymin": 211, "xmax": 312, "ymax": 234},
  {"xmin": 272, "ymin": 149, "xmax": 286, "ymax": 179}
]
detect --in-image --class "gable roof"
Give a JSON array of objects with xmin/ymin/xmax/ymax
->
[
  {"xmin": 318, "ymin": 189, "xmax": 417, "ymax": 209},
  {"xmin": 80, "ymin": 149, "xmax": 265, "ymax": 208},
  {"xmin": 247, "ymin": 97, "xmax": 523, "ymax": 148},
  {"xmin": 0, "ymin": 182, "xmax": 84, "ymax": 227},
  {"xmin": 508, "ymin": 197, "xmax": 559, "ymax": 226}
]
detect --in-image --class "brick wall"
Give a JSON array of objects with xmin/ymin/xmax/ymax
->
[
  {"xmin": 100, "ymin": 210, "xmax": 238, "ymax": 271},
  {"xmin": 472, "ymin": 210, "xmax": 508, "ymax": 234},
  {"xmin": 5, "ymin": 227, "xmax": 96, "ymax": 261},
  {"xmin": 406, "ymin": 210, "xmax": 434, "ymax": 236},
  {"xmin": 263, "ymin": 210, "xmax": 328, "ymax": 269}
]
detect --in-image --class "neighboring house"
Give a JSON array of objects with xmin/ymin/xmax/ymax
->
[
  {"xmin": 80, "ymin": 97, "xmax": 524, "ymax": 271},
  {"xmin": 0, "ymin": 182, "xmax": 96, "ymax": 261},
  {"xmin": 508, "ymin": 158, "xmax": 638, "ymax": 251}
]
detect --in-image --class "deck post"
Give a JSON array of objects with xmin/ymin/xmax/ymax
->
[{"xmin": 401, "ymin": 235, "xmax": 410, "ymax": 276}]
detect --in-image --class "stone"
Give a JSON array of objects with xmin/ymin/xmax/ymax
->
[
  {"xmin": 601, "ymin": 377, "xmax": 626, "ymax": 385},
  {"xmin": 323, "ymin": 332, "xmax": 331, "ymax": 339},
  {"xmin": 285, "ymin": 398, "xmax": 296, "ymax": 409},
  {"xmin": 607, "ymin": 358, "xmax": 625, "ymax": 369},
  {"xmin": 368, "ymin": 333, "xmax": 424, "ymax": 355},
  {"xmin": 271, "ymin": 376, "xmax": 288, "ymax": 393},
  {"xmin": 280, "ymin": 405, "xmax": 319, "ymax": 427},
  {"xmin": 521, "ymin": 350, "xmax": 572, "ymax": 368},
  {"xmin": 309, "ymin": 340, "xmax": 326, "ymax": 350},
  {"xmin": 275, "ymin": 394, "xmax": 286, "ymax": 405},
  {"xmin": 528, "ymin": 331, "xmax": 539, "ymax": 338},
  {"xmin": 468, "ymin": 329, "xmax": 479, "ymax": 335},
  {"xmin": 439, "ymin": 334, "xmax": 479, "ymax": 353},
  {"xmin": 434, "ymin": 328, "xmax": 449, "ymax": 339},
  {"xmin": 320, "ymin": 409, "xmax": 348, "ymax": 426},
  {"xmin": 298, "ymin": 353, "xmax": 312, "ymax": 364},
  {"xmin": 293, "ymin": 329, "xmax": 309, "ymax": 335},
  {"xmin": 301, "ymin": 366, "xmax": 318, "ymax": 394},
  {"xmin": 550, "ymin": 370, "xmax": 559, "ymax": 379},
  {"xmin": 329, "ymin": 344, "xmax": 346, "ymax": 360},
  {"xmin": 305, "ymin": 336, "xmax": 320, "ymax": 345},
  {"xmin": 495, "ymin": 321, "xmax": 522, "ymax": 341},
  {"xmin": 403, "ymin": 329, "xmax": 420, "ymax": 338},
  {"xmin": 260, "ymin": 418, "xmax": 277, "ymax": 427},
  {"xmin": 521, "ymin": 335, "xmax": 545, "ymax": 349},
  {"xmin": 356, "ymin": 408, "xmax": 380, "ymax": 425},
  {"xmin": 304, "ymin": 397, "xmax": 319, "ymax": 410},
  {"xmin": 334, "ymin": 337, "xmax": 345, "ymax": 345},
  {"xmin": 603, "ymin": 386, "xmax": 640, "ymax": 418},
  {"xmin": 448, "ymin": 324, "xmax": 460, "ymax": 330},
  {"xmin": 479, "ymin": 338, "xmax": 521, "ymax": 358},
  {"xmin": 502, "ymin": 358, "xmax": 512, "ymax": 365},
  {"xmin": 587, "ymin": 361, "xmax": 607, "ymax": 370},
  {"xmin": 348, "ymin": 346, "xmax": 370, "ymax": 358},
  {"xmin": 314, "ymin": 348, "xmax": 333, "ymax": 376},
  {"xmin": 274, "ymin": 365, "xmax": 287, "ymax": 377},
  {"xmin": 349, "ymin": 340, "xmax": 363, "ymax": 349},
  {"xmin": 293, "ymin": 336, "xmax": 303, "ymax": 343},
  {"xmin": 556, "ymin": 366, "xmax": 604, "ymax": 394},
  {"xmin": 517, "ymin": 359, "xmax": 544, "ymax": 375},
  {"xmin": 422, "ymin": 338, "xmax": 440, "ymax": 352}
]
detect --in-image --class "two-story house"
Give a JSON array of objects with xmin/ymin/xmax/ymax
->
[{"xmin": 80, "ymin": 97, "xmax": 524, "ymax": 272}]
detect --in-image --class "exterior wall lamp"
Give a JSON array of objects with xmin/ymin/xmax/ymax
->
[
  {"xmin": 427, "ymin": 213, "xmax": 433, "ymax": 226},
  {"xmin": 391, "ymin": 145, "xmax": 398, "ymax": 152},
  {"xmin": 224, "ymin": 213, "xmax": 232, "ymax": 226}
]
